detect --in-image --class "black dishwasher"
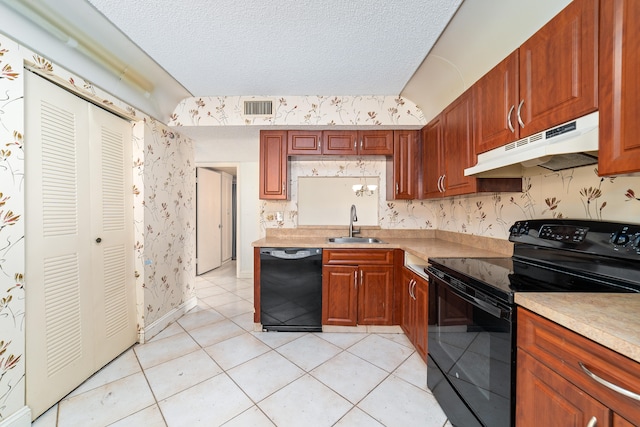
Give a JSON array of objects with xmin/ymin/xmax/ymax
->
[{"xmin": 259, "ymin": 248, "xmax": 323, "ymax": 332}]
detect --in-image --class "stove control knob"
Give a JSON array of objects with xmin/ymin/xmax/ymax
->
[
  {"xmin": 610, "ymin": 231, "xmax": 629, "ymax": 246},
  {"xmin": 632, "ymin": 234, "xmax": 640, "ymax": 249}
]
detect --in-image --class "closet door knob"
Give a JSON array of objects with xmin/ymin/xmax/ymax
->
[{"xmin": 95, "ymin": 237, "xmax": 102, "ymax": 243}]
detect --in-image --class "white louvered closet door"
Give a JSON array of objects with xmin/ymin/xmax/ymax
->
[
  {"xmin": 88, "ymin": 104, "xmax": 135, "ymax": 370},
  {"xmin": 25, "ymin": 72, "xmax": 135, "ymax": 419}
]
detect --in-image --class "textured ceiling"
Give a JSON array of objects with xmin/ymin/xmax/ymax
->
[{"xmin": 86, "ymin": 0, "xmax": 462, "ymax": 97}]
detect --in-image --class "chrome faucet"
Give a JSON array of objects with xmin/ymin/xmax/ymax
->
[{"xmin": 349, "ymin": 204, "xmax": 360, "ymax": 237}]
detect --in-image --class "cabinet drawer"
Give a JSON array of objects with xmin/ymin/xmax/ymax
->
[
  {"xmin": 518, "ymin": 308, "xmax": 640, "ymax": 423},
  {"xmin": 323, "ymin": 249, "xmax": 394, "ymax": 265}
]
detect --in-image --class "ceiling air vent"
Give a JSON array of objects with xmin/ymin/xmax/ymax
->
[{"xmin": 244, "ymin": 100, "xmax": 273, "ymax": 116}]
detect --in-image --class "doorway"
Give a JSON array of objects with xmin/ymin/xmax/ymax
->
[{"xmin": 196, "ymin": 167, "xmax": 236, "ymax": 274}]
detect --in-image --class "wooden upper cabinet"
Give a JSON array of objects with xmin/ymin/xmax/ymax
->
[
  {"xmin": 387, "ymin": 130, "xmax": 419, "ymax": 200},
  {"xmin": 518, "ymin": 0, "xmax": 598, "ymax": 138},
  {"xmin": 420, "ymin": 115, "xmax": 445, "ymax": 199},
  {"xmin": 322, "ymin": 130, "xmax": 393, "ymax": 155},
  {"xmin": 442, "ymin": 89, "xmax": 477, "ymax": 197},
  {"xmin": 259, "ymin": 130, "xmax": 288, "ymax": 200},
  {"xmin": 287, "ymin": 130, "xmax": 322, "ymax": 155},
  {"xmin": 359, "ymin": 130, "xmax": 394, "ymax": 155},
  {"xmin": 598, "ymin": 0, "xmax": 640, "ymax": 176},
  {"xmin": 474, "ymin": 51, "xmax": 520, "ymax": 154},
  {"xmin": 474, "ymin": 0, "xmax": 597, "ymax": 154},
  {"xmin": 322, "ymin": 130, "xmax": 358, "ymax": 155}
]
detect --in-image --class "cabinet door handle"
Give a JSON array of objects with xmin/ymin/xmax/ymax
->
[
  {"xmin": 360, "ymin": 270, "xmax": 363, "ymax": 284},
  {"xmin": 412, "ymin": 280, "xmax": 417, "ymax": 300},
  {"xmin": 354, "ymin": 139, "xmax": 357, "ymax": 150},
  {"xmin": 516, "ymin": 99, "xmax": 525, "ymax": 128},
  {"xmin": 579, "ymin": 362, "xmax": 640, "ymax": 401},
  {"xmin": 441, "ymin": 175, "xmax": 446, "ymax": 192},
  {"xmin": 586, "ymin": 416, "xmax": 597, "ymax": 427},
  {"xmin": 282, "ymin": 182, "xmax": 285, "ymax": 193},
  {"xmin": 354, "ymin": 271, "xmax": 358, "ymax": 288},
  {"xmin": 360, "ymin": 139, "xmax": 363, "ymax": 150},
  {"xmin": 396, "ymin": 182, "xmax": 399, "ymax": 194},
  {"xmin": 507, "ymin": 105, "xmax": 515, "ymax": 133},
  {"xmin": 436, "ymin": 176, "xmax": 443, "ymax": 193}
]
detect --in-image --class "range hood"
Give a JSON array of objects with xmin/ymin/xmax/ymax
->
[{"xmin": 464, "ymin": 111, "xmax": 599, "ymax": 177}]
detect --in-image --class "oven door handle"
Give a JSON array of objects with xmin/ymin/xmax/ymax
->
[{"xmin": 447, "ymin": 282, "xmax": 510, "ymax": 320}]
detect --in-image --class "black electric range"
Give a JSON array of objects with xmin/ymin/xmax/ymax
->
[{"xmin": 426, "ymin": 219, "xmax": 640, "ymax": 427}]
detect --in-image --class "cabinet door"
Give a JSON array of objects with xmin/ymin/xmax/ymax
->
[
  {"xmin": 259, "ymin": 130, "xmax": 288, "ymax": 199},
  {"xmin": 518, "ymin": 0, "xmax": 598, "ymax": 138},
  {"xmin": 322, "ymin": 130, "xmax": 358, "ymax": 155},
  {"xmin": 598, "ymin": 0, "xmax": 640, "ymax": 176},
  {"xmin": 358, "ymin": 130, "xmax": 394, "ymax": 155},
  {"xmin": 443, "ymin": 90, "xmax": 477, "ymax": 197},
  {"xmin": 358, "ymin": 265, "xmax": 394, "ymax": 325},
  {"xmin": 517, "ymin": 350, "xmax": 611, "ymax": 427},
  {"xmin": 475, "ymin": 51, "xmax": 520, "ymax": 154},
  {"xmin": 387, "ymin": 130, "xmax": 418, "ymax": 200},
  {"xmin": 613, "ymin": 414, "xmax": 636, "ymax": 427},
  {"xmin": 413, "ymin": 275, "xmax": 429, "ymax": 361},
  {"xmin": 322, "ymin": 265, "xmax": 358, "ymax": 326},
  {"xmin": 287, "ymin": 130, "xmax": 322, "ymax": 155},
  {"xmin": 420, "ymin": 116, "xmax": 444, "ymax": 199},
  {"xmin": 400, "ymin": 268, "xmax": 415, "ymax": 339}
]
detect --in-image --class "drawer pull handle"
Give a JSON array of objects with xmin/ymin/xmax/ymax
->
[
  {"xmin": 579, "ymin": 362, "xmax": 640, "ymax": 401},
  {"xmin": 586, "ymin": 416, "xmax": 597, "ymax": 427}
]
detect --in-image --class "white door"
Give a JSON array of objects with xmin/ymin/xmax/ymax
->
[
  {"xmin": 221, "ymin": 172, "xmax": 233, "ymax": 262},
  {"xmin": 88, "ymin": 105, "xmax": 136, "ymax": 369},
  {"xmin": 25, "ymin": 71, "xmax": 136, "ymax": 418},
  {"xmin": 196, "ymin": 168, "xmax": 222, "ymax": 274}
]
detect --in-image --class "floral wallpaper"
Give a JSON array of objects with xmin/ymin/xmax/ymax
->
[
  {"xmin": 170, "ymin": 95, "xmax": 425, "ymax": 127},
  {"xmin": 141, "ymin": 118, "xmax": 196, "ymax": 326},
  {"xmin": 260, "ymin": 158, "xmax": 640, "ymax": 238},
  {"xmin": 0, "ymin": 32, "xmax": 196, "ymax": 422},
  {"xmin": 0, "ymin": 37, "xmax": 25, "ymax": 421}
]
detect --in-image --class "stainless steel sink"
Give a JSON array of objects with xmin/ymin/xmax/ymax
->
[{"xmin": 327, "ymin": 237, "xmax": 386, "ymax": 244}]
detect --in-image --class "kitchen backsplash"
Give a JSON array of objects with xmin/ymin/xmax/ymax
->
[{"xmin": 260, "ymin": 159, "xmax": 640, "ymax": 239}]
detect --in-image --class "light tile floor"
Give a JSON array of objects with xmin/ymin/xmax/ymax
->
[{"xmin": 32, "ymin": 262, "xmax": 452, "ymax": 427}]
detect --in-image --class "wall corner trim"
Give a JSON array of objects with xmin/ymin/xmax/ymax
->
[
  {"xmin": 138, "ymin": 296, "xmax": 198, "ymax": 343},
  {"xmin": 0, "ymin": 406, "xmax": 32, "ymax": 427}
]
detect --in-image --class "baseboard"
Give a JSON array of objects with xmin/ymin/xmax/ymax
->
[
  {"xmin": 0, "ymin": 406, "xmax": 31, "ymax": 427},
  {"xmin": 238, "ymin": 270, "xmax": 253, "ymax": 279},
  {"xmin": 138, "ymin": 296, "xmax": 198, "ymax": 343}
]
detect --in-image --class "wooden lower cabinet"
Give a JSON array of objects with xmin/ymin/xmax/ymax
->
[
  {"xmin": 517, "ymin": 308, "xmax": 640, "ymax": 426},
  {"xmin": 517, "ymin": 349, "xmax": 610, "ymax": 427},
  {"xmin": 322, "ymin": 250, "xmax": 394, "ymax": 326},
  {"xmin": 400, "ymin": 267, "xmax": 428, "ymax": 361},
  {"xmin": 322, "ymin": 265, "xmax": 358, "ymax": 326}
]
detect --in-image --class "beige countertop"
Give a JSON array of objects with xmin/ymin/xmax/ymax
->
[
  {"xmin": 516, "ymin": 293, "xmax": 640, "ymax": 364},
  {"xmin": 252, "ymin": 228, "xmax": 513, "ymax": 261},
  {"xmin": 251, "ymin": 236, "xmax": 508, "ymax": 262}
]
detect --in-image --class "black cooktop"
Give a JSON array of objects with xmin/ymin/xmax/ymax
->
[
  {"xmin": 427, "ymin": 255, "xmax": 640, "ymax": 305},
  {"xmin": 427, "ymin": 219, "xmax": 640, "ymax": 304}
]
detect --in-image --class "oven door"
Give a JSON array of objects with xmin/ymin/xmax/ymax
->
[{"xmin": 428, "ymin": 272, "xmax": 514, "ymax": 427}]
